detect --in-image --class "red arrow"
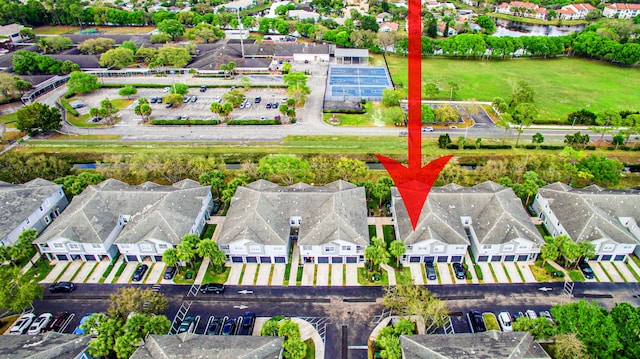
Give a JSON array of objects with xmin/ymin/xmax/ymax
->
[{"xmin": 376, "ymin": 0, "xmax": 452, "ymax": 230}]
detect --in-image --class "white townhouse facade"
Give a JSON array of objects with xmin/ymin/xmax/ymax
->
[
  {"xmin": 392, "ymin": 182, "xmax": 544, "ymax": 264},
  {"xmin": 34, "ymin": 179, "xmax": 212, "ymax": 262},
  {"xmin": 496, "ymin": 1, "xmax": 549, "ymax": 20},
  {"xmin": 556, "ymin": 3, "xmax": 596, "ymax": 20},
  {"xmin": 0, "ymin": 179, "xmax": 69, "ymax": 246},
  {"xmin": 603, "ymin": 3, "xmax": 640, "ymax": 19},
  {"xmin": 532, "ymin": 183, "xmax": 640, "ymax": 261},
  {"xmin": 217, "ymin": 180, "xmax": 369, "ymax": 264}
]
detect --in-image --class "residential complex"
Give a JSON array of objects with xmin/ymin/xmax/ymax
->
[
  {"xmin": 496, "ymin": 2, "xmax": 548, "ymax": 20},
  {"xmin": 603, "ymin": 3, "xmax": 640, "ymax": 19}
]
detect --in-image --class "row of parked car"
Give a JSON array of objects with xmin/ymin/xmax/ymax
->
[
  {"xmin": 9, "ymin": 311, "xmax": 73, "ymax": 335},
  {"xmin": 425, "ymin": 262, "xmax": 466, "ymax": 280},
  {"xmin": 177, "ymin": 312, "xmax": 255, "ymax": 336},
  {"xmin": 467, "ymin": 309, "xmax": 554, "ymax": 334}
]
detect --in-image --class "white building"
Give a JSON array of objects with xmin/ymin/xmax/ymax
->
[
  {"xmin": 532, "ymin": 183, "xmax": 640, "ymax": 261},
  {"xmin": 0, "ymin": 179, "xmax": 69, "ymax": 246},
  {"xmin": 496, "ymin": 1, "xmax": 549, "ymax": 20},
  {"xmin": 217, "ymin": 180, "xmax": 369, "ymax": 264},
  {"xmin": 556, "ymin": 3, "xmax": 596, "ymax": 20},
  {"xmin": 393, "ymin": 182, "xmax": 544, "ymax": 263},
  {"xmin": 288, "ymin": 10, "xmax": 320, "ymax": 21},
  {"xmin": 603, "ymin": 3, "xmax": 640, "ymax": 19},
  {"xmin": 34, "ymin": 179, "xmax": 213, "ymax": 262},
  {"xmin": 0, "ymin": 24, "xmax": 27, "ymax": 44}
]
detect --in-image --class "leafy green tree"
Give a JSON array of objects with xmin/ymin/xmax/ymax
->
[
  {"xmin": 118, "ymin": 86, "xmax": 137, "ymax": 99},
  {"xmin": 197, "ymin": 239, "xmax": 223, "ymax": 272},
  {"xmin": 383, "ymin": 285, "xmax": 449, "ymax": 333},
  {"xmin": 162, "ymin": 248, "xmax": 178, "ymax": 267},
  {"xmin": 389, "ymin": 240, "xmax": 405, "ymax": 269},
  {"xmin": 187, "ymin": 23, "xmax": 225, "ymax": 43},
  {"xmin": 13, "ymin": 229, "xmax": 37, "ymax": 264},
  {"xmin": 283, "ymin": 72, "xmax": 308, "ymax": 89},
  {"xmin": 150, "ymin": 33, "xmax": 171, "ymax": 44},
  {"xmin": 67, "ymin": 71, "xmax": 100, "ymax": 95},
  {"xmin": 199, "ymin": 170, "xmax": 226, "ymax": 200},
  {"xmin": 381, "ymin": 89, "xmax": 402, "ymax": 107},
  {"xmin": 0, "ymin": 266, "xmax": 43, "ymax": 312},
  {"xmin": 54, "ymin": 172, "xmax": 105, "ymax": 198},
  {"xmin": 256, "ymin": 155, "xmax": 313, "ymax": 185},
  {"xmin": 610, "ymin": 302, "xmax": 640, "ymax": 358},
  {"xmin": 511, "ymin": 103, "xmax": 538, "ymax": 147},
  {"xmin": 163, "ymin": 93, "xmax": 184, "ymax": 107},
  {"xmin": 394, "ymin": 318, "xmax": 415, "ymax": 335},
  {"xmin": 222, "ymin": 89, "xmax": 246, "ymax": 108},
  {"xmin": 552, "ymin": 333, "xmax": 589, "ymax": 359},
  {"xmin": 437, "ymin": 133, "xmax": 451, "ymax": 149},
  {"xmin": 283, "ymin": 337, "xmax": 307, "ymax": 359},
  {"xmin": 447, "ymin": 81, "xmax": 459, "ymax": 101},
  {"xmin": 121, "ymin": 40, "xmax": 138, "ymax": 53},
  {"xmin": 210, "ymin": 102, "xmax": 233, "ymax": 121},
  {"xmin": 423, "ymin": 82, "xmax": 439, "ymax": 100},
  {"xmin": 78, "ymin": 37, "xmax": 116, "ymax": 54},
  {"xmin": 134, "ymin": 99, "xmax": 152, "ymax": 123},
  {"xmin": 372, "ymin": 176, "xmax": 393, "ymax": 208},
  {"xmin": 149, "ymin": 45, "xmax": 192, "ymax": 68},
  {"xmin": 532, "ymin": 132, "xmax": 544, "ymax": 147},
  {"xmin": 222, "ymin": 175, "xmax": 249, "ymax": 203},
  {"xmin": 278, "ymin": 319, "xmax": 300, "ymax": 339},
  {"xmin": 176, "ymin": 234, "xmax": 199, "ymax": 268},
  {"xmin": 434, "ymin": 105, "xmax": 460, "ymax": 123},
  {"xmin": 38, "ymin": 36, "xmax": 72, "ymax": 54},
  {"xmin": 100, "ymin": 47, "xmax": 135, "ymax": 69},
  {"xmin": 492, "ymin": 97, "xmax": 508, "ymax": 114},
  {"xmin": 577, "ymin": 154, "xmax": 623, "ymax": 186},
  {"xmin": 477, "ymin": 15, "xmax": 496, "ymax": 34},
  {"xmin": 592, "ymin": 109, "xmax": 623, "ymax": 147},
  {"xmin": 510, "ymin": 80, "xmax": 535, "ymax": 107},
  {"xmin": 513, "ymin": 316, "xmax": 556, "ymax": 340},
  {"xmin": 16, "ymin": 102, "xmax": 62, "ymax": 135},
  {"xmin": 107, "ymin": 287, "xmax": 168, "ymax": 320},
  {"xmin": 157, "ymin": 19, "xmax": 185, "ymax": 40},
  {"xmin": 421, "ymin": 105, "xmax": 435, "ymax": 124},
  {"xmin": 261, "ymin": 318, "xmax": 281, "ymax": 336},
  {"xmin": 540, "ymin": 239, "xmax": 559, "ymax": 267},
  {"xmin": 281, "ymin": 62, "xmax": 292, "ymax": 74},
  {"xmin": 364, "ymin": 237, "xmax": 389, "ymax": 273}
]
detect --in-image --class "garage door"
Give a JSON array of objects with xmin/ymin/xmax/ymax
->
[
  {"xmin": 600, "ymin": 255, "xmax": 612, "ymax": 261},
  {"xmin": 346, "ymin": 257, "xmax": 357, "ymax": 263},
  {"xmin": 56, "ymin": 254, "xmax": 68, "ymax": 261},
  {"xmin": 318, "ymin": 257, "xmax": 329, "ymax": 264},
  {"xmin": 424, "ymin": 256, "xmax": 435, "ymax": 263},
  {"xmin": 84, "ymin": 254, "xmax": 96, "ymax": 261},
  {"xmin": 517, "ymin": 255, "xmax": 528, "ymax": 261},
  {"xmin": 126, "ymin": 255, "xmax": 137, "ymax": 262},
  {"xmin": 231, "ymin": 256, "xmax": 244, "ymax": 263},
  {"xmin": 478, "ymin": 256, "xmax": 489, "ymax": 262},
  {"xmin": 491, "ymin": 255, "xmax": 502, "ymax": 262},
  {"xmin": 332, "ymin": 257, "xmax": 343, "ymax": 264},
  {"xmin": 409, "ymin": 257, "xmax": 421, "ymax": 263},
  {"xmin": 437, "ymin": 256, "xmax": 448, "ymax": 262},
  {"xmin": 451, "ymin": 256, "xmax": 462, "ymax": 262},
  {"xmin": 614, "ymin": 255, "xmax": 626, "ymax": 261},
  {"xmin": 260, "ymin": 256, "xmax": 272, "ymax": 263},
  {"xmin": 246, "ymin": 256, "xmax": 258, "ymax": 263},
  {"xmin": 504, "ymin": 255, "xmax": 515, "ymax": 262},
  {"xmin": 274, "ymin": 257, "xmax": 286, "ymax": 263}
]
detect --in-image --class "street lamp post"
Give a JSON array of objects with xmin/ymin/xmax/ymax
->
[{"xmin": 571, "ymin": 116, "xmax": 577, "ymax": 129}]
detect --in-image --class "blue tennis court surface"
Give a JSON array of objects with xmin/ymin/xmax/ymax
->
[{"xmin": 326, "ymin": 65, "xmax": 392, "ymax": 101}]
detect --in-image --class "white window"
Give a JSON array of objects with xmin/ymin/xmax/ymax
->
[
  {"xmin": 418, "ymin": 246, "xmax": 428, "ymax": 251},
  {"xmin": 303, "ymin": 246, "xmax": 312, "ymax": 251},
  {"xmin": 46, "ymin": 199, "xmax": 50, "ymax": 206},
  {"xmin": 120, "ymin": 244, "xmax": 131, "ymax": 249},
  {"xmin": 341, "ymin": 246, "xmax": 351, "ymax": 251},
  {"xmin": 249, "ymin": 245, "xmax": 261, "ymax": 253},
  {"xmin": 356, "ymin": 245, "xmax": 363, "ymax": 250},
  {"xmin": 158, "ymin": 244, "xmax": 168, "ymax": 250},
  {"xmin": 53, "ymin": 243, "xmax": 63, "ymax": 249},
  {"xmin": 483, "ymin": 245, "xmax": 492, "ymax": 250},
  {"xmin": 39, "ymin": 206, "xmax": 44, "ymax": 212},
  {"xmin": 44, "ymin": 216, "xmax": 51, "ymax": 224},
  {"xmin": 233, "ymin": 245, "xmax": 244, "ymax": 251},
  {"xmin": 219, "ymin": 245, "xmax": 229, "ymax": 250},
  {"xmin": 91, "ymin": 244, "xmax": 101, "ymax": 249},
  {"xmin": 324, "ymin": 246, "xmax": 335, "ymax": 253},
  {"xmin": 140, "ymin": 243, "xmax": 153, "ymax": 252},
  {"xmin": 67, "ymin": 243, "xmax": 80, "ymax": 250},
  {"xmin": 602, "ymin": 244, "xmax": 615, "ymax": 252},
  {"xmin": 503, "ymin": 245, "xmax": 514, "ymax": 252}
]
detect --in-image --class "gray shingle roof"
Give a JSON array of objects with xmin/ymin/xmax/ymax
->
[
  {"xmin": 218, "ymin": 180, "xmax": 368, "ymax": 246},
  {"xmin": 0, "ymin": 178, "xmax": 62, "ymax": 240},
  {"xmin": 130, "ymin": 333, "xmax": 283, "ymax": 359},
  {"xmin": 538, "ymin": 182, "xmax": 640, "ymax": 244},
  {"xmin": 35, "ymin": 179, "xmax": 210, "ymax": 245},
  {"xmin": 394, "ymin": 181, "xmax": 543, "ymax": 246},
  {"xmin": 400, "ymin": 331, "xmax": 551, "ymax": 359},
  {"xmin": 0, "ymin": 331, "xmax": 91, "ymax": 359},
  {"xmin": 334, "ymin": 48, "xmax": 369, "ymax": 57}
]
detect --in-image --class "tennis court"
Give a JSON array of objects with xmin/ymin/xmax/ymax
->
[{"xmin": 325, "ymin": 65, "xmax": 393, "ymax": 102}]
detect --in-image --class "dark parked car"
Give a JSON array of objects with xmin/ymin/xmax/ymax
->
[
  {"xmin": 165, "ymin": 103, "xmax": 172, "ymax": 108},
  {"xmin": 272, "ymin": 102, "xmax": 279, "ymax": 109},
  {"xmin": 200, "ymin": 283, "xmax": 225, "ymax": 294},
  {"xmin": 163, "ymin": 265, "xmax": 177, "ymax": 280},
  {"xmin": 425, "ymin": 262, "xmax": 436, "ymax": 280},
  {"xmin": 206, "ymin": 318, "xmax": 222, "ymax": 335},
  {"xmin": 255, "ymin": 97, "xmax": 261, "ymax": 103},
  {"xmin": 71, "ymin": 103, "xmax": 85, "ymax": 109},
  {"xmin": 221, "ymin": 318, "xmax": 236, "ymax": 335},
  {"xmin": 452, "ymin": 263, "xmax": 466, "ymax": 280},
  {"xmin": 46, "ymin": 311, "xmax": 71, "ymax": 332},
  {"xmin": 49, "ymin": 281, "xmax": 75, "ymax": 293},
  {"xmin": 132, "ymin": 264, "xmax": 149, "ymax": 282},
  {"xmin": 177, "ymin": 316, "xmax": 195, "ymax": 334},
  {"xmin": 468, "ymin": 310, "xmax": 487, "ymax": 333},
  {"xmin": 266, "ymin": 103, "xmax": 271, "ymax": 109},
  {"xmin": 150, "ymin": 97, "xmax": 158, "ymax": 103},
  {"xmin": 200, "ymin": 86, "xmax": 207, "ymax": 92},
  {"xmin": 237, "ymin": 312, "xmax": 256, "ymax": 335},
  {"xmin": 579, "ymin": 259, "xmax": 595, "ymax": 279},
  {"xmin": 90, "ymin": 116, "xmax": 101, "ymax": 123}
]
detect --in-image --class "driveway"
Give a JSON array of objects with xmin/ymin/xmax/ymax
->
[
  {"xmin": 477, "ymin": 263, "xmax": 495, "ymax": 284},
  {"xmin": 57, "ymin": 260, "xmax": 83, "ymax": 282},
  {"xmin": 226, "ymin": 263, "xmax": 243, "ymax": 285},
  {"xmin": 331, "ymin": 264, "xmax": 343, "ymax": 286},
  {"xmin": 40, "ymin": 261, "xmax": 69, "ymax": 284},
  {"xmin": 345, "ymin": 264, "xmax": 358, "ymax": 286},
  {"xmin": 256, "ymin": 263, "xmax": 271, "ymax": 285},
  {"xmin": 503, "ymin": 262, "xmax": 523, "ymax": 283},
  {"xmin": 72, "ymin": 261, "xmax": 97, "ymax": 283},
  {"xmin": 614, "ymin": 262, "xmax": 638, "ymax": 283},
  {"xmin": 437, "ymin": 263, "xmax": 453, "ymax": 285},
  {"xmin": 316, "ymin": 264, "xmax": 329, "ymax": 286},
  {"xmin": 590, "ymin": 262, "xmax": 610, "ymax": 282},
  {"xmin": 271, "ymin": 264, "xmax": 286, "ymax": 285},
  {"xmin": 409, "ymin": 263, "xmax": 425, "ymax": 285},
  {"xmin": 116, "ymin": 262, "xmax": 139, "ymax": 284},
  {"xmin": 302, "ymin": 263, "xmax": 315, "ymax": 286},
  {"xmin": 145, "ymin": 262, "xmax": 165, "ymax": 284},
  {"xmin": 599, "ymin": 261, "xmax": 623, "ymax": 282},
  {"xmin": 241, "ymin": 263, "xmax": 258, "ymax": 286},
  {"xmin": 491, "ymin": 263, "xmax": 510, "ymax": 283}
]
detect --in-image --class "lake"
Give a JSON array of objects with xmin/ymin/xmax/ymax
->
[{"xmin": 493, "ymin": 18, "xmax": 585, "ymax": 37}]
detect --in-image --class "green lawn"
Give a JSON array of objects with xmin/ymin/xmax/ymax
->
[
  {"xmin": 357, "ymin": 267, "xmax": 389, "ymax": 286},
  {"xmin": 303, "ymin": 338, "xmax": 315, "ymax": 359},
  {"xmin": 482, "ymin": 313, "xmax": 500, "ymax": 331},
  {"xmin": 323, "ymin": 102, "xmax": 404, "ymax": 127},
  {"xmin": 395, "ymin": 267, "xmax": 413, "ymax": 286},
  {"xmin": 202, "ymin": 266, "xmax": 230, "ymax": 284},
  {"xmin": 65, "ymin": 98, "xmax": 133, "ymax": 128},
  {"xmin": 0, "ymin": 113, "xmax": 18, "ymax": 129},
  {"xmin": 386, "ymin": 56, "xmax": 640, "ymax": 122}
]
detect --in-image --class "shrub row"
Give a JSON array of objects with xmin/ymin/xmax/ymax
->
[
  {"xmin": 446, "ymin": 143, "xmax": 514, "ymax": 150},
  {"xmin": 522, "ymin": 144, "xmax": 566, "ymax": 150},
  {"xmin": 227, "ymin": 119, "xmax": 281, "ymax": 125},
  {"xmin": 150, "ymin": 119, "xmax": 221, "ymax": 126},
  {"xmin": 100, "ymin": 83, "xmax": 287, "ymax": 89},
  {"xmin": 533, "ymin": 118, "xmax": 567, "ymax": 125},
  {"xmin": 474, "ymin": 264, "xmax": 484, "ymax": 280},
  {"xmin": 59, "ymin": 99, "xmax": 79, "ymax": 116},
  {"xmin": 323, "ymin": 109, "xmax": 366, "ymax": 114}
]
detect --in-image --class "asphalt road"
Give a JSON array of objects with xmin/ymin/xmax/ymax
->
[{"xmin": 33, "ymin": 282, "xmax": 640, "ymax": 359}]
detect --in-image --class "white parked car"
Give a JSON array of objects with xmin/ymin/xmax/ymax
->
[
  {"xmin": 525, "ymin": 310, "xmax": 538, "ymax": 319},
  {"xmin": 9, "ymin": 313, "xmax": 35, "ymax": 335},
  {"xmin": 162, "ymin": 87, "xmax": 171, "ymax": 93},
  {"xmin": 497, "ymin": 311, "xmax": 513, "ymax": 332},
  {"xmin": 27, "ymin": 313, "xmax": 53, "ymax": 335}
]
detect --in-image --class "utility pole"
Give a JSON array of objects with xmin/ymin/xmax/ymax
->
[{"xmin": 237, "ymin": 11, "xmax": 245, "ymax": 58}]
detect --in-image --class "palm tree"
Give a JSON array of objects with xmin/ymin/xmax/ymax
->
[
  {"xmin": 389, "ymin": 240, "xmax": 406, "ymax": 268},
  {"xmin": 162, "ymin": 248, "xmax": 178, "ymax": 267},
  {"xmin": 220, "ymin": 64, "xmax": 228, "ymax": 78}
]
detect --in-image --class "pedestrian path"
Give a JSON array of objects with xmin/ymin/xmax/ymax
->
[
  {"xmin": 409, "ymin": 263, "xmax": 424, "ymax": 285},
  {"xmin": 503, "ymin": 262, "xmax": 523, "ymax": 283},
  {"xmin": 256, "ymin": 264, "xmax": 271, "ymax": 285},
  {"xmin": 21, "ymin": 253, "xmax": 41, "ymax": 274},
  {"xmin": 518, "ymin": 262, "xmax": 537, "ymax": 283},
  {"xmin": 194, "ymin": 258, "xmax": 210, "ymax": 285},
  {"xmin": 40, "ymin": 261, "xmax": 68, "ymax": 284},
  {"xmin": 290, "ymin": 318, "xmax": 324, "ymax": 359},
  {"xmin": 591, "ymin": 262, "xmax": 610, "ymax": 282},
  {"xmin": 380, "ymin": 264, "xmax": 396, "ymax": 286},
  {"xmin": 58, "ymin": 260, "xmax": 83, "ymax": 282},
  {"xmin": 345, "ymin": 263, "xmax": 358, "ymax": 286},
  {"xmin": 105, "ymin": 256, "xmax": 124, "ymax": 284},
  {"xmin": 301, "ymin": 263, "xmax": 315, "ymax": 286},
  {"xmin": 478, "ymin": 263, "xmax": 495, "ymax": 283},
  {"xmin": 289, "ymin": 246, "xmax": 300, "ymax": 286},
  {"xmin": 226, "ymin": 263, "xmax": 243, "ymax": 285},
  {"xmin": 614, "ymin": 261, "xmax": 637, "ymax": 282},
  {"xmin": 86, "ymin": 260, "xmax": 111, "ymax": 283},
  {"xmin": 116, "ymin": 262, "xmax": 139, "ymax": 284},
  {"xmin": 271, "ymin": 264, "xmax": 285, "ymax": 285},
  {"xmin": 73, "ymin": 261, "xmax": 97, "ymax": 283},
  {"xmin": 331, "ymin": 264, "xmax": 343, "ymax": 286},
  {"xmin": 146, "ymin": 262, "xmax": 164, "ymax": 284},
  {"xmin": 600, "ymin": 262, "xmax": 622, "ymax": 282},
  {"xmin": 437, "ymin": 263, "xmax": 452, "ymax": 285},
  {"xmin": 241, "ymin": 263, "xmax": 258, "ymax": 286}
]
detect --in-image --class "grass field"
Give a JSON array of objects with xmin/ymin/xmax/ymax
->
[
  {"xmin": 386, "ymin": 56, "xmax": 640, "ymax": 121},
  {"xmin": 34, "ymin": 26, "xmax": 155, "ymax": 35},
  {"xmin": 0, "ymin": 113, "xmax": 18, "ymax": 128}
]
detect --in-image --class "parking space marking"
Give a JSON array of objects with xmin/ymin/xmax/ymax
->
[
  {"xmin": 437, "ymin": 263, "xmax": 453, "ymax": 285},
  {"xmin": 409, "ymin": 263, "xmax": 425, "ymax": 285}
]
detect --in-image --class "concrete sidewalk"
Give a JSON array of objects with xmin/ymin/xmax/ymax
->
[
  {"xmin": 86, "ymin": 260, "xmax": 111, "ymax": 283},
  {"xmin": 478, "ymin": 263, "xmax": 495, "ymax": 283},
  {"xmin": 226, "ymin": 263, "xmax": 243, "ymax": 285},
  {"xmin": 409, "ymin": 263, "xmax": 424, "ymax": 285},
  {"xmin": 241, "ymin": 263, "xmax": 258, "ymax": 286},
  {"xmin": 271, "ymin": 264, "xmax": 285, "ymax": 285},
  {"xmin": 21, "ymin": 253, "xmax": 41, "ymax": 274},
  {"xmin": 73, "ymin": 261, "xmax": 97, "ymax": 283},
  {"xmin": 116, "ymin": 262, "xmax": 138, "ymax": 284},
  {"xmin": 289, "ymin": 246, "xmax": 300, "ymax": 286},
  {"xmin": 331, "ymin": 264, "xmax": 343, "ymax": 286},
  {"xmin": 194, "ymin": 258, "xmax": 210, "ymax": 285},
  {"xmin": 57, "ymin": 260, "xmax": 83, "ymax": 282},
  {"xmin": 291, "ymin": 318, "xmax": 324, "ymax": 359},
  {"xmin": 256, "ymin": 264, "xmax": 271, "ymax": 285},
  {"xmin": 380, "ymin": 264, "xmax": 396, "ymax": 286},
  {"xmin": 301, "ymin": 263, "xmax": 315, "ymax": 286},
  {"xmin": 40, "ymin": 261, "xmax": 69, "ymax": 284}
]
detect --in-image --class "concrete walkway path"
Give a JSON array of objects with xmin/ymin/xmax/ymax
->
[
  {"xmin": 518, "ymin": 262, "xmax": 537, "ymax": 283},
  {"xmin": 226, "ymin": 263, "xmax": 243, "ymax": 285},
  {"xmin": 241, "ymin": 263, "xmax": 258, "ymax": 286},
  {"xmin": 600, "ymin": 261, "xmax": 622, "ymax": 282},
  {"xmin": 380, "ymin": 264, "xmax": 396, "ymax": 286},
  {"xmin": 301, "ymin": 263, "xmax": 315, "ymax": 286},
  {"xmin": 437, "ymin": 263, "xmax": 453, "ymax": 285},
  {"xmin": 145, "ymin": 262, "xmax": 165, "ymax": 284},
  {"xmin": 86, "ymin": 260, "xmax": 111, "ymax": 283},
  {"xmin": 73, "ymin": 261, "xmax": 97, "ymax": 283},
  {"xmin": 316, "ymin": 264, "xmax": 329, "ymax": 286},
  {"xmin": 289, "ymin": 246, "xmax": 300, "ymax": 286},
  {"xmin": 615, "ymin": 261, "xmax": 637, "ymax": 282},
  {"xmin": 503, "ymin": 262, "xmax": 523, "ymax": 283},
  {"xmin": 465, "ymin": 252, "xmax": 479, "ymax": 284},
  {"xmin": 291, "ymin": 318, "xmax": 324, "ymax": 359},
  {"xmin": 478, "ymin": 263, "xmax": 495, "ymax": 283},
  {"xmin": 40, "ymin": 261, "xmax": 69, "ymax": 284},
  {"xmin": 105, "ymin": 256, "xmax": 124, "ymax": 284},
  {"xmin": 21, "ymin": 253, "xmax": 41, "ymax": 274},
  {"xmin": 58, "ymin": 260, "xmax": 83, "ymax": 282},
  {"xmin": 331, "ymin": 264, "xmax": 343, "ymax": 286},
  {"xmin": 256, "ymin": 264, "xmax": 271, "ymax": 285},
  {"xmin": 345, "ymin": 264, "xmax": 358, "ymax": 286},
  {"xmin": 591, "ymin": 262, "xmax": 610, "ymax": 282},
  {"xmin": 409, "ymin": 263, "xmax": 424, "ymax": 285},
  {"xmin": 271, "ymin": 264, "xmax": 285, "ymax": 285},
  {"xmin": 194, "ymin": 258, "xmax": 210, "ymax": 285},
  {"xmin": 116, "ymin": 262, "xmax": 138, "ymax": 284}
]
